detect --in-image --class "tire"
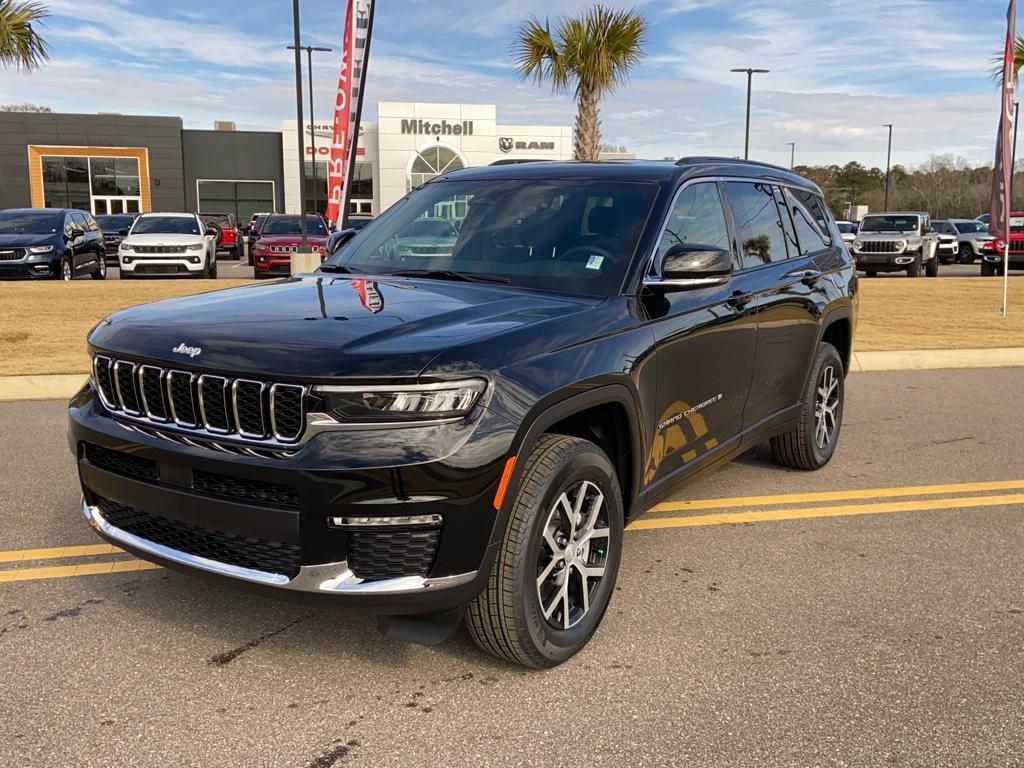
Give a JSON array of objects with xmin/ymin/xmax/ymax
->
[
  {"xmin": 958, "ymin": 244, "xmax": 975, "ymax": 264},
  {"xmin": 466, "ymin": 434, "xmax": 624, "ymax": 668},
  {"xmin": 770, "ymin": 342, "xmax": 845, "ymax": 471},
  {"xmin": 90, "ymin": 255, "xmax": 106, "ymax": 280},
  {"xmin": 863, "ymin": 270, "xmax": 877, "ymax": 278},
  {"xmin": 60, "ymin": 258, "xmax": 72, "ymax": 281},
  {"xmin": 209, "ymin": 252, "xmax": 218, "ymax": 279},
  {"xmin": 981, "ymin": 260, "xmax": 997, "ymax": 277},
  {"xmin": 925, "ymin": 255, "xmax": 939, "ymax": 277},
  {"xmin": 233, "ymin": 243, "xmax": 241, "ymax": 261},
  {"xmin": 906, "ymin": 257, "xmax": 921, "ymax": 278}
]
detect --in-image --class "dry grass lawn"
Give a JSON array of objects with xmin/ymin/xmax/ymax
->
[
  {"xmin": 0, "ymin": 277, "xmax": 1022, "ymax": 376},
  {"xmin": 1, "ymin": 280, "xmax": 250, "ymax": 376}
]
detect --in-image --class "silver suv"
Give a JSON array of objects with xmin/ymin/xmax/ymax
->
[{"xmin": 851, "ymin": 211, "xmax": 940, "ymax": 277}]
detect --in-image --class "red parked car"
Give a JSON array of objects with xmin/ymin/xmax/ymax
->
[
  {"xmin": 983, "ymin": 211, "xmax": 1024, "ymax": 275},
  {"xmin": 250, "ymin": 214, "xmax": 329, "ymax": 279},
  {"xmin": 200, "ymin": 213, "xmax": 242, "ymax": 261}
]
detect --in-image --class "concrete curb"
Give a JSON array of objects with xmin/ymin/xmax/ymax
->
[{"xmin": 2, "ymin": 347, "xmax": 1024, "ymax": 402}]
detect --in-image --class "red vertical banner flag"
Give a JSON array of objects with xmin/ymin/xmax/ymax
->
[
  {"xmin": 990, "ymin": 0, "xmax": 1017, "ymax": 245},
  {"xmin": 325, "ymin": 0, "xmax": 375, "ymax": 226}
]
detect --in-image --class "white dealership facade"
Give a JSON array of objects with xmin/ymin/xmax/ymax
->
[{"xmin": 283, "ymin": 102, "xmax": 574, "ymax": 217}]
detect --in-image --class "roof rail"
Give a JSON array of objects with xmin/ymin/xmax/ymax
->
[{"xmin": 675, "ymin": 156, "xmax": 795, "ymax": 174}]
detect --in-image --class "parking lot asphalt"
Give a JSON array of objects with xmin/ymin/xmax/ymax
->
[{"xmin": 2, "ymin": 368, "xmax": 1023, "ymax": 767}]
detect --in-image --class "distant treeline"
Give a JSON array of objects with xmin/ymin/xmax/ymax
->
[{"xmin": 793, "ymin": 155, "xmax": 1019, "ymax": 220}]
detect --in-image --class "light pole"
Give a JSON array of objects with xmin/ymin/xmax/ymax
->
[
  {"xmin": 786, "ymin": 141, "xmax": 795, "ymax": 169},
  {"xmin": 730, "ymin": 67, "xmax": 769, "ymax": 160},
  {"xmin": 883, "ymin": 123, "xmax": 893, "ymax": 211},
  {"xmin": 287, "ymin": 43, "xmax": 333, "ymax": 216},
  {"xmin": 290, "ymin": 0, "xmax": 307, "ymax": 248}
]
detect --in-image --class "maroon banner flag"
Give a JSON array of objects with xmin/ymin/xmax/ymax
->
[
  {"xmin": 990, "ymin": 0, "xmax": 1017, "ymax": 245},
  {"xmin": 325, "ymin": 0, "xmax": 375, "ymax": 226}
]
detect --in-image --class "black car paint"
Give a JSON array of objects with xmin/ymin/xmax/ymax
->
[
  {"xmin": 69, "ymin": 159, "xmax": 857, "ymax": 618},
  {"xmin": 96, "ymin": 214, "xmax": 138, "ymax": 265},
  {"xmin": 0, "ymin": 208, "xmax": 105, "ymax": 280}
]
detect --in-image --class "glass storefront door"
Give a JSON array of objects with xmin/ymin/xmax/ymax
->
[{"xmin": 92, "ymin": 197, "xmax": 142, "ymax": 215}]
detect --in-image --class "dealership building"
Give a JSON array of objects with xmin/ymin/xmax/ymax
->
[{"xmin": 0, "ymin": 102, "xmax": 574, "ymax": 221}]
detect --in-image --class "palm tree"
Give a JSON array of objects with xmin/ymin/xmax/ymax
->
[
  {"xmin": 0, "ymin": 0, "xmax": 50, "ymax": 71},
  {"xmin": 514, "ymin": 4, "xmax": 646, "ymax": 161}
]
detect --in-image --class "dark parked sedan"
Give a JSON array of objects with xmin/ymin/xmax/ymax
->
[{"xmin": 0, "ymin": 208, "xmax": 106, "ymax": 280}]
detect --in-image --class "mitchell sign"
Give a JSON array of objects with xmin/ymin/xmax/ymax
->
[{"xmin": 401, "ymin": 119, "xmax": 475, "ymax": 136}]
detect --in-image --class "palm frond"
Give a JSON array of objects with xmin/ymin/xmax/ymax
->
[
  {"xmin": 0, "ymin": 0, "xmax": 51, "ymax": 71},
  {"xmin": 556, "ymin": 4, "xmax": 647, "ymax": 97},
  {"xmin": 991, "ymin": 33, "xmax": 1024, "ymax": 85},
  {"xmin": 512, "ymin": 16, "xmax": 569, "ymax": 92}
]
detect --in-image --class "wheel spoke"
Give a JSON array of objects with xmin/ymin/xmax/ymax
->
[
  {"xmin": 536, "ymin": 557, "xmax": 559, "ymax": 587},
  {"xmin": 579, "ymin": 491, "xmax": 604, "ymax": 538},
  {"xmin": 585, "ymin": 526, "xmax": 610, "ymax": 542},
  {"xmin": 542, "ymin": 525, "xmax": 562, "ymax": 556},
  {"xmin": 575, "ymin": 564, "xmax": 590, "ymax": 615},
  {"xmin": 542, "ymin": 583, "xmax": 565, "ymax": 621},
  {"xmin": 560, "ymin": 585, "xmax": 572, "ymax": 629}
]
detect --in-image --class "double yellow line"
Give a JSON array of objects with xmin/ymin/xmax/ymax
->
[{"xmin": 1, "ymin": 479, "xmax": 1022, "ymax": 584}]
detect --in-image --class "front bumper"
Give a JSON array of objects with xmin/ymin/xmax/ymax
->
[
  {"xmin": 120, "ymin": 253, "xmax": 205, "ymax": 276},
  {"xmin": 0, "ymin": 253, "xmax": 60, "ymax": 279},
  {"xmin": 982, "ymin": 251, "xmax": 1024, "ymax": 269},
  {"xmin": 252, "ymin": 256, "xmax": 292, "ymax": 276},
  {"xmin": 852, "ymin": 251, "xmax": 919, "ymax": 270},
  {"xmin": 69, "ymin": 382, "xmax": 512, "ymax": 613}
]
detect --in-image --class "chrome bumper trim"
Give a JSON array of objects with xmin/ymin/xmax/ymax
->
[{"xmin": 82, "ymin": 500, "xmax": 476, "ymax": 595}]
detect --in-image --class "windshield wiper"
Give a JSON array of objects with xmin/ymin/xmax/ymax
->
[
  {"xmin": 387, "ymin": 269, "xmax": 511, "ymax": 285},
  {"xmin": 317, "ymin": 263, "xmax": 361, "ymax": 274}
]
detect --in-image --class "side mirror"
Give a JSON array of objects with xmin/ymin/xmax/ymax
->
[
  {"xmin": 118, "ymin": 228, "xmax": 129, "ymax": 238},
  {"xmin": 326, "ymin": 228, "xmax": 357, "ymax": 254},
  {"xmin": 646, "ymin": 243, "xmax": 733, "ymax": 290},
  {"xmin": 205, "ymin": 227, "xmax": 219, "ymax": 237}
]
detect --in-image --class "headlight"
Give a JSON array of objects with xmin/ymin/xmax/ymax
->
[
  {"xmin": 314, "ymin": 379, "xmax": 486, "ymax": 423},
  {"xmin": 852, "ymin": 239, "xmax": 863, "ymax": 249},
  {"xmin": 28, "ymin": 245, "xmax": 54, "ymax": 254},
  {"xmin": 896, "ymin": 240, "xmax": 909, "ymax": 250},
  {"xmin": 119, "ymin": 242, "xmax": 131, "ymax": 252},
  {"xmin": 186, "ymin": 243, "xmax": 204, "ymax": 251}
]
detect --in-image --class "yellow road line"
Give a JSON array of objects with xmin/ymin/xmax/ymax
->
[
  {"xmin": 0, "ymin": 543, "xmax": 122, "ymax": 564},
  {"xmin": 0, "ymin": 559, "xmax": 161, "ymax": 583},
  {"xmin": 630, "ymin": 492, "xmax": 1024, "ymax": 531},
  {"xmin": 650, "ymin": 479, "xmax": 1024, "ymax": 514}
]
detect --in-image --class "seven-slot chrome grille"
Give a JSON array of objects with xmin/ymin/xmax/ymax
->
[{"xmin": 92, "ymin": 355, "xmax": 307, "ymax": 443}]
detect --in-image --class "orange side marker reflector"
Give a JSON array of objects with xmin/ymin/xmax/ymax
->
[{"xmin": 493, "ymin": 456, "xmax": 517, "ymax": 510}]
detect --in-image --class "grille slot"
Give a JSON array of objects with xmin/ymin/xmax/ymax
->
[
  {"xmin": 192, "ymin": 470, "xmax": 300, "ymax": 510},
  {"xmin": 133, "ymin": 245, "xmax": 186, "ymax": 254},
  {"xmin": 113, "ymin": 361, "xmax": 141, "ymax": 414},
  {"xmin": 0, "ymin": 248, "xmax": 25, "ymax": 261},
  {"xmin": 95, "ymin": 496, "xmax": 300, "ymax": 578},
  {"xmin": 859, "ymin": 240, "xmax": 901, "ymax": 254},
  {"xmin": 348, "ymin": 529, "xmax": 440, "ymax": 580},
  {"xmin": 198, "ymin": 375, "xmax": 231, "ymax": 433},
  {"xmin": 167, "ymin": 371, "xmax": 197, "ymax": 426},
  {"xmin": 92, "ymin": 356, "xmax": 118, "ymax": 408},
  {"xmin": 90, "ymin": 356, "xmax": 306, "ymax": 445},
  {"xmin": 233, "ymin": 380, "xmax": 266, "ymax": 438},
  {"xmin": 138, "ymin": 365, "xmax": 167, "ymax": 421},
  {"xmin": 84, "ymin": 443, "xmax": 159, "ymax": 481}
]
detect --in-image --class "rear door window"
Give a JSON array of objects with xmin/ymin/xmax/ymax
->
[
  {"xmin": 784, "ymin": 188, "xmax": 833, "ymax": 255},
  {"xmin": 723, "ymin": 182, "xmax": 789, "ymax": 268}
]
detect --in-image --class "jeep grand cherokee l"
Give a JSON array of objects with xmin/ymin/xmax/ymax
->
[{"xmin": 70, "ymin": 159, "xmax": 856, "ymax": 667}]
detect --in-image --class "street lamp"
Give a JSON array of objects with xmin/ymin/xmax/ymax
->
[
  {"xmin": 289, "ymin": 0, "xmax": 307, "ymax": 248},
  {"xmin": 786, "ymin": 141, "xmax": 795, "ymax": 170},
  {"xmin": 883, "ymin": 123, "xmax": 893, "ymax": 211},
  {"xmin": 287, "ymin": 43, "xmax": 333, "ymax": 216},
  {"xmin": 730, "ymin": 67, "xmax": 770, "ymax": 160}
]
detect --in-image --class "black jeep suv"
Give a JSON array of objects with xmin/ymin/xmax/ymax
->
[{"xmin": 69, "ymin": 159, "xmax": 856, "ymax": 667}]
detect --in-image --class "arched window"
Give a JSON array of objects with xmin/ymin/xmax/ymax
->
[{"xmin": 408, "ymin": 143, "xmax": 465, "ymax": 190}]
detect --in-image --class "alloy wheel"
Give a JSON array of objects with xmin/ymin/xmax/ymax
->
[
  {"xmin": 98, "ymin": 258, "xmax": 106, "ymax": 278},
  {"xmin": 814, "ymin": 364, "xmax": 840, "ymax": 450},
  {"xmin": 536, "ymin": 480, "xmax": 610, "ymax": 630},
  {"xmin": 62, "ymin": 260, "xmax": 72, "ymax": 281}
]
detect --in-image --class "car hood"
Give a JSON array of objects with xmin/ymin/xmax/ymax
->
[
  {"xmin": 255, "ymin": 234, "xmax": 328, "ymax": 246},
  {"xmin": 0, "ymin": 233, "xmax": 57, "ymax": 248},
  {"xmin": 88, "ymin": 274, "xmax": 595, "ymax": 379},
  {"xmin": 124, "ymin": 233, "xmax": 203, "ymax": 246},
  {"xmin": 856, "ymin": 231, "xmax": 919, "ymax": 239}
]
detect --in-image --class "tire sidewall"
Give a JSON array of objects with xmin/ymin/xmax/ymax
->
[
  {"xmin": 805, "ymin": 345, "xmax": 845, "ymax": 466},
  {"xmin": 516, "ymin": 446, "xmax": 623, "ymax": 665}
]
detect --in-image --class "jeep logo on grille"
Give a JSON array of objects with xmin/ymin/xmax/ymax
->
[{"xmin": 172, "ymin": 343, "xmax": 202, "ymax": 358}]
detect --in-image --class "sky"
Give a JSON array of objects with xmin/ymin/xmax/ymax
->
[{"xmin": 2, "ymin": 0, "xmax": 1013, "ymax": 169}]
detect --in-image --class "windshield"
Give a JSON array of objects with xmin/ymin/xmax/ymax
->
[
  {"xmin": 0, "ymin": 212, "xmax": 62, "ymax": 235},
  {"xmin": 953, "ymin": 221, "xmax": 987, "ymax": 234},
  {"xmin": 933, "ymin": 221, "xmax": 957, "ymax": 235},
  {"xmin": 262, "ymin": 216, "xmax": 327, "ymax": 236},
  {"xmin": 836, "ymin": 222, "xmax": 855, "ymax": 234},
  {"xmin": 1009, "ymin": 216, "xmax": 1024, "ymax": 232},
  {"xmin": 131, "ymin": 216, "xmax": 200, "ymax": 235},
  {"xmin": 323, "ymin": 178, "xmax": 657, "ymax": 295},
  {"xmin": 859, "ymin": 215, "xmax": 920, "ymax": 232},
  {"xmin": 95, "ymin": 215, "xmax": 136, "ymax": 231}
]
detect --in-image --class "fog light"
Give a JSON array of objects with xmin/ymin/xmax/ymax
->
[
  {"xmin": 122, "ymin": 256, "xmax": 131, "ymax": 264},
  {"xmin": 189, "ymin": 256, "xmax": 200, "ymax": 264},
  {"xmin": 33, "ymin": 264, "xmax": 50, "ymax": 273},
  {"xmin": 258, "ymin": 257, "xmax": 266, "ymax": 264}
]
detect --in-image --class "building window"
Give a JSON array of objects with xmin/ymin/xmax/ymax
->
[
  {"xmin": 41, "ymin": 155, "xmax": 142, "ymax": 213},
  {"xmin": 408, "ymin": 144, "xmax": 465, "ymax": 191},
  {"xmin": 303, "ymin": 160, "xmax": 374, "ymax": 216},
  {"xmin": 197, "ymin": 180, "xmax": 275, "ymax": 223}
]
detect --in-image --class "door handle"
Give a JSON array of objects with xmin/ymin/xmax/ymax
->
[
  {"xmin": 784, "ymin": 268, "xmax": 822, "ymax": 286},
  {"xmin": 726, "ymin": 291, "xmax": 752, "ymax": 310}
]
